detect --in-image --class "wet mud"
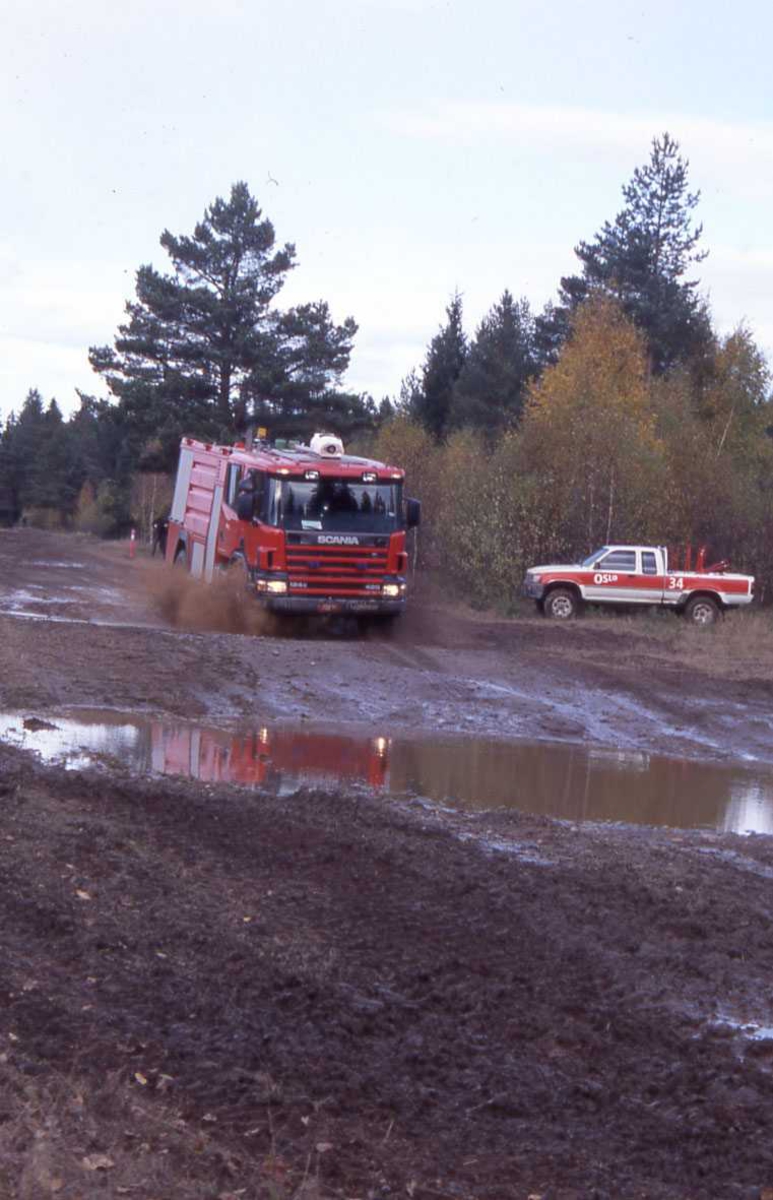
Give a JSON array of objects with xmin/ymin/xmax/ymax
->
[
  {"xmin": 5, "ymin": 708, "xmax": 773, "ymax": 834},
  {"xmin": 2, "ymin": 529, "xmax": 773, "ymax": 767},
  {"xmin": 3, "ymin": 529, "xmax": 773, "ymax": 1199}
]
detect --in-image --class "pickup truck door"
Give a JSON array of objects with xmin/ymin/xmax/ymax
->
[
  {"xmin": 626, "ymin": 549, "xmax": 667, "ymax": 604},
  {"xmin": 583, "ymin": 548, "xmax": 639, "ymax": 602}
]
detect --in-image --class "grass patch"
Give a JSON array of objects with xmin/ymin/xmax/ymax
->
[{"xmin": 589, "ymin": 604, "xmax": 773, "ymax": 678}]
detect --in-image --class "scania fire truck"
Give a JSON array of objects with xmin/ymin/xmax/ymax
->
[
  {"xmin": 165, "ymin": 432, "xmax": 420, "ymax": 620},
  {"xmin": 151, "ymin": 723, "xmax": 390, "ymax": 790}
]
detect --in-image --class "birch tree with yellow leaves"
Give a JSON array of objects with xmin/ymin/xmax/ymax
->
[{"xmin": 518, "ymin": 296, "xmax": 670, "ymax": 558}]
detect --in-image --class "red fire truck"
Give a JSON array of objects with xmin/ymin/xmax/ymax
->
[
  {"xmin": 165, "ymin": 432, "xmax": 420, "ymax": 620},
  {"xmin": 150, "ymin": 723, "xmax": 390, "ymax": 790}
]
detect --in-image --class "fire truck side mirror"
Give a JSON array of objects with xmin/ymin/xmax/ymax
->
[
  {"xmin": 236, "ymin": 492, "xmax": 256, "ymax": 522},
  {"xmin": 405, "ymin": 498, "xmax": 421, "ymax": 529}
]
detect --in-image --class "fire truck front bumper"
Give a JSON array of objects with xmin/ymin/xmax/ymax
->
[
  {"xmin": 252, "ymin": 573, "xmax": 407, "ymax": 615},
  {"xmin": 263, "ymin": 596, "xmax": 407, "ymax": 616}
]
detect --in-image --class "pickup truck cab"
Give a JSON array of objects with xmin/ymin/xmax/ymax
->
[{"xmin": 524, "ymin": 545, "xmax": 754, "ymax": 625}]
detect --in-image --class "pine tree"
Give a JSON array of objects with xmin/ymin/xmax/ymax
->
[
  {"xmin": 450, "ymin": 291, "xmax": 536, "ymax": 434},
  {"xmin": 533, "ymin": 300, "xmax": 570, "ymax": 372},
  {"xmin": 89, "ymin": 182, "xmax": 361, "ymax": 464},
  {"xmin": 552, "ymin": 133, "xmax": 712, "ymax": 373},
  {"xmin": 245, "ymin": 299, "xmax": 370, "ymax": 440}
]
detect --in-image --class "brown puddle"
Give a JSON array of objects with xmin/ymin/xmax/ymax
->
[{"xmin": 1, "ymin": 711, "xmax": 773, "ymax": 835}]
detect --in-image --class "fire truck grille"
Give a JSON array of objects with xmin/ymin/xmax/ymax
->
[{"xmin": 286, "ymin": 543, "xmax": 390, "ymax": 595}]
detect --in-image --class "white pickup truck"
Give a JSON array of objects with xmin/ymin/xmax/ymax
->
[{"xmin": 523, "ymin": 545, "xmax": 754, "ymax": 624}]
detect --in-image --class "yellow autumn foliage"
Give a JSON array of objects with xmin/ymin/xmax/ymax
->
[
  {"xmin": 371, "ymin": 300, "xmax": 773, "ymax": 609},
  {"xmin": 519, "ymin": 297, "xmax": 670, "ymax": 554}
]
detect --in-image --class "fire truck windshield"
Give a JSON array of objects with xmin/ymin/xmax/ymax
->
[{"xmin": 269, "ymin": 478, "xmax": 401, "ymax": 533}]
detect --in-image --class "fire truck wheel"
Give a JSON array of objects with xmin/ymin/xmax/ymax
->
[
  {"xmin": 228, "ymin": 554, "xmax": 252, "ymax": 591},
  {"xmin": 684, "ymin": 595, "xmax": 721, "ymax": 626},
  {"xmin": 543, "ymin": 588, "xmax": 580, "ymax": 620}
]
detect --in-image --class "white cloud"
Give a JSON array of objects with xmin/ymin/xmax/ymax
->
[
  {"xmin": 702, "ymin": 245, "xmax": 773, "ymax": 358},
  {"xmin": 0, "ymin": 338, "xmax": 92, "ymax": 416},
  {"xmin": 379, "ymin": 102, "xmax": 773, "ymax": 197},
  {"xmin": 381, "ymin": 100, "xmax": 773, "ymax": 156},
  {"xmin": 0, "ymin": 260, "xmax": 129, "ymax": 418}
]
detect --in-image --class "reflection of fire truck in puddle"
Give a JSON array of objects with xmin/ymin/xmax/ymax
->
[{"xmin": 151, "ymin": 723, "xmax": 390, "ymax": 790}]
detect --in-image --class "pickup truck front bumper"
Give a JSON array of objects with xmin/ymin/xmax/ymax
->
[{"xmin": 523, "ymin": 575, "xmax": 545, "ymax": 600}]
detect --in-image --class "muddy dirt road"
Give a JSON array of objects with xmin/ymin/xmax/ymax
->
[
  {"xmin": 2, "ymin": 528, "xmax": 773, "ymax": 764},
  {"xmin": 2, "ymin": 529, "xmax": 773, "ymax": 1199}
]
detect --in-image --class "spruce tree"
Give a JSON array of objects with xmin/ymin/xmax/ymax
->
[
  {"xmin": 0, "ymin": 414, "xmax": 20, "ymax": 525},
  {"xmin": 7, "ymin": 390, "xmax": 46, "ymax": 512},
  {"xmin": 33, "ymin": 400, "xmax": 76, "ymax": 511},
  {"xmin": 450, "ymin": 291, "xmax": 536, "ymax": 434},
  {"xmin": 413, "ymin": 292, "xmax": 467, "ymax": 439}
]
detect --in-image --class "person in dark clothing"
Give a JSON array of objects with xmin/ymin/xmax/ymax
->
[{"xmin": 152, "ymin": 516, "xmax": 169, "ymax": 557}]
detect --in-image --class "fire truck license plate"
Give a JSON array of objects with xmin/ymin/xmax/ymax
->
[{"xmin": 318, "ymin": 602, "xmax": 341, "ymax": 613}]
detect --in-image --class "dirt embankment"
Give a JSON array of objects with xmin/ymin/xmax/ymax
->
[{"xmin": 1, "ymin": 529, "xmax": 773, "ymax": 1199}]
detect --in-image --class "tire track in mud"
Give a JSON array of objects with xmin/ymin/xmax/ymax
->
[
  {"xmin": 364, "ymin": 642, "xmax": 566, "ymax": 740},
  {"xmin": 365, "ymin": 639, "xmax": 732, "ymax": 757},
  {"xmin": 365, "ymin": 641, "xmax": 448, "ymax": 675}
]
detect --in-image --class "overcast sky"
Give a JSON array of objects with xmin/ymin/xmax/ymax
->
[{"xmin": 2, "ymin": 0, "xmax": 772, "ymax": 423}]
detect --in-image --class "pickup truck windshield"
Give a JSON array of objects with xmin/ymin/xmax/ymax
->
[
  {"xmin": 268, "ymin": 478, "xmax": 402, "ymax": 533},
  {"xmin": 581, "ymin": 548, "xmax": 609, "ymax": 566}
]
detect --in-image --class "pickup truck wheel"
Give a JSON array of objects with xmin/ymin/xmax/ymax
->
[
  {"xmin": 684, "ymin": 595, "xmax": 720, "ymax": 626},
  {"xmin": 543, "ymin": 588, "xmax": 580, "ymax": 620}
]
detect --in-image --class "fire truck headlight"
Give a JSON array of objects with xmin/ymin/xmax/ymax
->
[
  {"xmin": 382, "ymin": 583, "xmax": 400, "ymax": 598},
  {"xmin": 266, "ymin": 579, "xmax": 288, "ymax": 595}
]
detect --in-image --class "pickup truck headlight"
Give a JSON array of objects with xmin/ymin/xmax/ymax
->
[{"xmin": 530, "ymin": 573, "xmax": 542, "ymax": 583}]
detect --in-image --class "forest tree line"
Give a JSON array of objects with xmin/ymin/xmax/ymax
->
[{"xmin": 2, "ymin": 134, "xmax": 772, "ymax": 602}]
